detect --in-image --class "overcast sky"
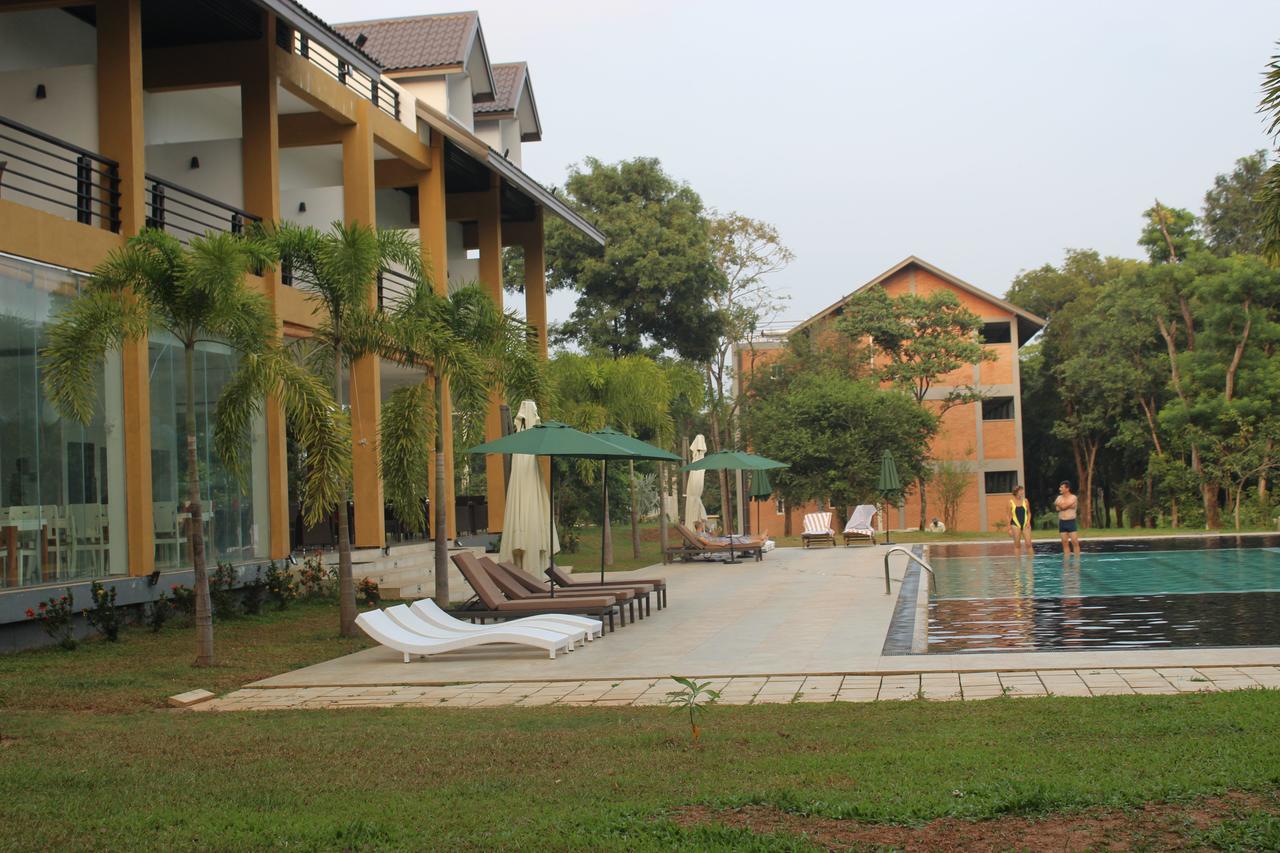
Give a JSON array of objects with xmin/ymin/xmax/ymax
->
[{"xmin": 311, "ymin": 0, "xmax": 1280, "ymax": 329}]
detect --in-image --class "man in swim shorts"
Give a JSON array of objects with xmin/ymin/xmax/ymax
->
[
  {"xmin": 1054, "ymin": 481, "xmax": 1081, "ymax": 555},
  {"xmin": 1008, "ymin": 485, "xmax": 1032, "ymax": 554}
]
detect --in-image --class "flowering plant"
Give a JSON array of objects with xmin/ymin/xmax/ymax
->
[
  {"xmin": 83, "ymin": 580, "xmax": 121, "ymax": 641},
  {"xmin": 169, "ymin": 584, "xmax": 197, "ymax": 616},
  {"xmin": 298, "ymin": 554, "xmax": 336, "ymax": 599},
  {"xmin": 28, "ymin": 589, "xmax": 76, "ymax": 650},
  {"xmin": 356, "ymin": 577, "xmax": 380, "ymax": 606},
  {"xmin": 264, "ymin": 561, "xmax": 298, "ymax": 610}
]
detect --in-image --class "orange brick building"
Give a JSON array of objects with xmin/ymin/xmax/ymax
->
[{"xmin": 738, "ymin": 257, "xmax": 1045, "ymax": 534}]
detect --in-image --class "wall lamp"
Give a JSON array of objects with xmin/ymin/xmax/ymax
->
[
  {"xmin": 35, "ymin": 84, "xmax": 47, "ymax": 100},
  {"xmin": 297, "ymin": 201, "xmax": 307, "ymax": 213},
  {"xmin": 286, "ymin": 553, "xmax": 298, "ymax": 566},
  {"xmin": 189, "ymin": 156, "xmax": 200, "ymax": 169},
  {"xmin": 147, "ymin": 569, "xmax": 161, "ymax": 587}
]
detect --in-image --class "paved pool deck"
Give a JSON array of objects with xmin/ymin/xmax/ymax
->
[{"xmin": 202, "ymin": 543, "xmax": 1280, "ymax": 711}]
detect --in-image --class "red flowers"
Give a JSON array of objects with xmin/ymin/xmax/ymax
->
[{"xmin": 25, "ymin": 608, "xmax": 35, "ymax": 618}]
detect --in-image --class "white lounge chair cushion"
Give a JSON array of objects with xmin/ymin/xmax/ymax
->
[
  {"xmin": 844, "ymin": 505, "xmax": 877, "ymax": 535},
  {"xmin": 356, "ymin": 609, "xmax": 572, "ymax": 661},
  {"xmin": 802, "ymin": 512, "xmax": 834, "ymax": 536},
  {"xmin": 388, "ymin": 604, "xmax": 587, "ymax": 647},
  {"xmin": 410, "ymin": 598, "xmax": 603, "ymax": 640}
]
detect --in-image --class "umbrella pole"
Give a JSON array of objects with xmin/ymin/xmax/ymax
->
[
  {"xmin": 548, "ymin": 459, "xmax": 555, "ymax": 597},
  {"xmin": 600, "ymin": 460, "xmax": 608, "ymax": 584}
]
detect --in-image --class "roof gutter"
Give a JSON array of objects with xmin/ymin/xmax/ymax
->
[
  {"xmin": 415, "ymin": 100, "xmax": 604, "ymax": 246},
  {"xmin": 260, "ymin": 0, "xmax": 382, "ymax": 78}
]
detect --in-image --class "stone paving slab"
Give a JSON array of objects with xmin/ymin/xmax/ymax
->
[{"xmin": 199, "ymin": 666, "xmax": 1279, "ymax": 712}]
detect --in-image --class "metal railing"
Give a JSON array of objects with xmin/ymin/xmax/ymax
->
[
  {"xmin": 376, "ymin": 267, "xmax": 417, "ymax": 309},
  {"xmin": 883, "ymin": 546, "xmax": 935, "ymax": 595},
  {"xmin": 144, "ymin": 175, "xmax": 260, "ymax": 242},
  {"xmin": 0, "ymin": 115, "xmax": 120, "ymax": 232},
  {"xmin": 286, "ymin": 31, "xmax": 400, "ymax": 121}
]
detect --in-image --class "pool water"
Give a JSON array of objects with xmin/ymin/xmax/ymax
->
[{"xmin": 922, "ymin": 536, "xmax": 1280, "ymax": 653}]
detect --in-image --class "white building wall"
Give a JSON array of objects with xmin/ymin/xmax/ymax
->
[
  {"xmin": 0, "ymin": 9, "xmax": 96, "ymax": 71},
  {"xmin": 446, "ymin": 74, "xmax": 474, "ymax": 131},
  {"xmin": 144, "ymin": 139, "xmax": 245, "ymax": 210}
]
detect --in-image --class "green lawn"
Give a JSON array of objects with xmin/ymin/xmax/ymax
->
[{"xmin": 4, "ymin": 589, "xmax": 1280, "ymax": 849}]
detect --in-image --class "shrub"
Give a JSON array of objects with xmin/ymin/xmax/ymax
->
[
  {"xmin": 27, "ymin": 589, "xmax": 76, "ymax": 650},
  {"xmin": 356, "ymin": 577, "xmax": 380, "ymax": 607},
  {"xmin": 298, "ymin": 553, "xmax": 335, "ymax": 599},
  {"xmin": 169, "ymin": 584, "xmax": 196, "ymax": 617},
  {"xmin": 83, "ymin": 580, "xmax": 121, "ymax": 642},
  {"xmin": 210, "ymin": 562, "xmax": 239, "ymax": 619},
  {"xmin": 146, "ymin": 592, "xmax": 172, "ymax": 633},
  {"xmin": 241, "ymin": 568, "xmax": 267, "ymax": 615},
  {"xmin": 264, "ymin": 561, "xmax": 298, "ymax": 610}
]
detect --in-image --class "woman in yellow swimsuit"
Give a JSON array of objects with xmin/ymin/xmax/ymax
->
[{"xmin": 1008, "ymin": 485, "xmax": 1032, "ymax": 554}]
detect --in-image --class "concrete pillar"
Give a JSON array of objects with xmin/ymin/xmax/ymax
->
[
  {"xmin": 477, "ymin": 172, "xmax": 505, "ymax": 530},
  {"xmin": 97, "ymin": 0, "xmax": 153, "ymax": 576},
  {"xmin": 418, "ymin": 134, "xmax": 456, "ymax": 539},
  {"xmin": 342, "ymin": 102, "xmax": 384, "ymax": 548},
  {"xmin": 241, "ymin": 12, "xmax": 291, "ymax": 559}
]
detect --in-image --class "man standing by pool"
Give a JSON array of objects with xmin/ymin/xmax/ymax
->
[{"xmin": 1054, "ymin": 481, "xmax": 1081, "ymax": 555}]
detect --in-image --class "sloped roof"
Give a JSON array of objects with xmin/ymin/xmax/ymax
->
[
  {"xmin": 473, "ymin": 62, "xmax": 542, "ymax": 141},
  {"xmin": 788, "ymin": 256, "xmax": 1047, "ymax": 346},
  {"xmin": 334, "ymin": 12, "xmax": 476, "ymax": 71}
]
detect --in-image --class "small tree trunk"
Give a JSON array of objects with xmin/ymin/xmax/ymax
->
[
  {"xmin": 658, "ymin": 463, "xmax": 669, "ymax": 562},
  {"xmin": 628, "ymin": 459, "xmax": 641, "ymax": 559},
  {"xmin": 433, "ymin": 378, "xmax": 450, "ymax": 605},
  {"xmin": 602, "ymin": 471, "xmax": 613, "ymax": 566},
  {"xmin": 1203, "ymin": 481, "xmax": 1221, "ymax": 529},
  {"xmin": 186, "ymin": 343, "xmax": 214, "ymax": 667},
  {"xmin": 333, "ymin": 346, "xmax": 357, "ymax": 637},
  {"xmin": 918, "ymin": 480, "xmax": 928, "ymax": 531},
  {"xmin": 1171, "ymin": 498, "xmax": 1179, "ymax": 529},
  {"xmin": 1234, "ymin": 483, "xmax": 1243, "ymax": 531}
]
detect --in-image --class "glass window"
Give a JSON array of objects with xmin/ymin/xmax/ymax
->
[
  {"xmin": 0, "ymin": 254, "xmax": 127, "ymax": 589},
  {"xmin": 982, "ymin": 396, "xmax": 1015, "ymax": 420},
  {"xmin": 981, "ymin": 321, "xmax": 1012, "ymax": 344},
  {"xmin": 149, "ymin": 333, "xmax": 269, "ymax": 570},
  {"xmin": 984, "ymin": 470, "xmax": 1019, "ymax": 494}
]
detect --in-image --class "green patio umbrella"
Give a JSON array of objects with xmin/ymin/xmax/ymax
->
[
  {"xmin": 679, "ymin": 450, "xmax": 788, "ymax": 562},
  {"xmin": 877, "ymin": 449, "xmax": 902, "ymax": 545},
  {"xmin": 591, "ymin": 428, "xmax": 681, "ymax": 583},
  {"xmin": 748, "ymin": 470, "xmax": 773, "ymax": 537},
  {"xmin": 466, "ymin": 421, "xmax": 636, "ymax": 594}
]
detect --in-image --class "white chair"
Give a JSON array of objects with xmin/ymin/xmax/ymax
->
[
  {"xmin": 70, "ymin": 504, "xmax": 110, "ymax": 576},
  {"xmin": 801, "ymin": 511, "xmax": 835, "ymax": 548},
  {"xmin": 153, "ymin": 503, "xmax": 182, "ymax": 566},
  {"xmin": 408, "ymin": 599, "xmax": 602, "ymax": 643},
  {"xmin": 843, "ymin": 504, "xmax": 878, "ymax": 546},
  {"xmin": 386, "ymin": 604, "xmax": 585, "ymax": 650},
  {"xmin": 356, "ymin": 609, "xmax": 574, "ymax": 661}
]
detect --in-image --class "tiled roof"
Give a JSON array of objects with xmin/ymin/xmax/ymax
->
[
  {"xmin": 475, "ymin": 62, "xmax": 526, "ymax": 114},
  {"xmin": 333, "ymin": 12, "xmax": 478, "ymax": 72}
]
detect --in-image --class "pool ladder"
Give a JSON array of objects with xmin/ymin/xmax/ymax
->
[{"xmin": 883, "ymin": 546, "xmax": 935, "ymax": 595}]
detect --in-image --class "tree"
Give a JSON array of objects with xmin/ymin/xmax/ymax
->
[
  {"xmin": 547, "ymin": 353, "xmax": 691, "ymax": 561},
  {"xmin": 704, "ymin": 212, "xmax": 792, "ymax": 532},
  {"xmin": 933, "ymin": 458, "xmax": 972, "ymax": 531},
  {"xmin": 268, "ymin": 222, "xmax": 421, "ymax": 636},
  {"xmin": 744, "ymin": 370, "xmax": 935, "ymax": 513},
  {"xmin": 380, "ymin": 284, "xmax": 544, "ymax": 607},
  {"xmin": 1203, "ymin": 150, "xmax": 1270, "ymax": 256},
  {"xmin": 548, "ymin": 157, "xmax": 726, "ymax": 360},
  {"xmin": 836, "ymin": 287, "xmax": 995, "ymax": 528},
  {"xmin": 42, "ymin": 230, "xmax": 348, "ymax": 666},
  {"xmin": 1138, "ymin": 201, "xmax": 1203, "ymax": 264},
  {"xmin": 1257, "ymin": 44, "xmax": 1280, "ymax": 265}
]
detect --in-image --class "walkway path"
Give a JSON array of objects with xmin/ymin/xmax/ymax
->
[{"xmin": 198, "ymin": 666, "xmax": 1280, "ymax": 710}]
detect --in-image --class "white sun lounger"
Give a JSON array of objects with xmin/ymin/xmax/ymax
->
[
  {"xmin": 386, "ymin": 603, "xmax": 589, "ymax": 649},
  {"xmin": 355, "ymin": 609, "xmax": 573, "ymax": 661},
  {"xmin": 410, "ymin": 598, "xmax": 604, "ymax": 642},
  {"xmin": 843, "ymin": 504, "xmax": 877, "ymax": 546}
]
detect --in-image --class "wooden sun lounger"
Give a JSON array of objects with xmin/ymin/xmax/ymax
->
[
  {"xmin": 481, "ymin": 557, "xmax": 638, "ymax": 624},
  {"xmin": 664, "ymin": 521, "xmax": 764, "ymax": 563},
  {"xmin": 491, "ymin": 558, "xmax": 655, "ymax": 618},
  {"xmin": 801, "ymin": 512, "xmax": 836, "ymax": 548},
  {"xmin": 451, "ymin": 552, "xmax": 621, "ymax": 632},
  {"xmin": 545, "ymin": 564, "xmax": 668, "ymax": 610}
]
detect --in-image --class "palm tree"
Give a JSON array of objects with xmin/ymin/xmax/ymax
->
[
  {"xmin": 548, "ymin": 353, "xmax": 683, "ymax": 560},
  {"xmin": 42, "ymin": 229, "xmax": 349, "ymax": 666},
  {"xmin": 380, "ymin": 282, "xmax": 543, "ymax": 607},
  {"xmin": 265, "ymin": 221, "xmax": 420, "ymax": 637}
]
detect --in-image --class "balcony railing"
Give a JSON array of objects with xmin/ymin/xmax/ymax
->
[
  {"xmin": 144, "ymin": 175, "xmax": 260, "ymax": 242},
  {"xmin": 282, "ymin": 31, "xmax": 400, "ymax": 122},
  {"xmin": 376, "ymin": 267, "xmax": 417, "ymax": 309},
  {"xmin": 0, "ymin": 115, "xmax": 120, "ymax": 232}
]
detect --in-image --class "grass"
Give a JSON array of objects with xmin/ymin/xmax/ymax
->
[
  {"xmin": 563, "ymin": 521, "xmax": 665, "ymax": 574},
  {"xmin": 0, "ymin": 599, "xmax": 371, "ymax": 713},
  {"xmin": 5, "ymin": 573, "xmax": 1280, "ymax": 848}
]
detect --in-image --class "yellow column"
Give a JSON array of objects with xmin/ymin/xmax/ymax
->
[
  {"xmin": 97, "ymin": 0, "xmax": 153, "ymax": 576},
  {"xmin": 418, "ymin": 136, "xmax": 456, "ymax": 538},
  {"xmin": 477, "ymin": 172, "xmax": 505, "ymax": 530},
  {"xmin": 342, "ymin": 102, "xmax": 384, "ymax": 548},
  {"xmin": 523, "ymin": 206, "xmax": 551, "ymax": 486},
  {"xmin": 241, "ymin": 12, "xmax": 290, "ymax": 560}
]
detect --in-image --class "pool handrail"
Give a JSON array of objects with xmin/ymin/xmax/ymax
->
[{"xmin": 883, "ymin": 546, "xmax": 935, "ymax": 595}]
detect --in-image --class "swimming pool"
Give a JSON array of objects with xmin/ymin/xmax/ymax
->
[{"xmin": 918, "ymin": 535, "xmax": 1280, "ymax": 653}]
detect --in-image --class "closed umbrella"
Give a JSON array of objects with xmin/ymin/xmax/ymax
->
[
  {"xmin": 680, "ymin": 450, "xmax": 788, "ymax": 563},
  {"xmin": 467, "ymin": 421, "xmax": 636, "ymax": 595},
  {"xmin": 877, "ymin": 449, "xmax": 902, "ymax": 545},
  {"xmin": 749, "ymin": 470, "xmax": 773, "ymax": 537},
  {"xmin": 498, "ymin": 401, "xmax": 559, "ymax": 573},
  {"xmin": 591, "ymin": 427, "xmax": 680, "ymax": 584},
  {"xmin": 683, "ymin": 434, "xmax": 709, "ymax": 531}
]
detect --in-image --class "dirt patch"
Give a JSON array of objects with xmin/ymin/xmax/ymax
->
[{"xmin": 671, "ymin": 791, "xmax": 1280, "ymax": 851}]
